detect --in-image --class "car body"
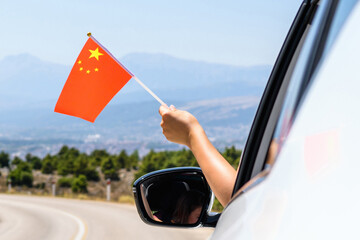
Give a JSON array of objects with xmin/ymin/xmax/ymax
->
[{"xmin": 134, "ymin": 0, "xmax": 360, "ymax": 239}]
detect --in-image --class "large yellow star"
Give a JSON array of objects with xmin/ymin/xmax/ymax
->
[{"xmin": 89, "ymin": 48, "xmax": 103, "ymax": 61}]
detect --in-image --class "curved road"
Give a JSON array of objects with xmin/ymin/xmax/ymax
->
[{"xmin": 0, "ymin": 194, "xmax": 213, "ymax": 240}]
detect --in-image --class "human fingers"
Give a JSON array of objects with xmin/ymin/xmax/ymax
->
[
  {"xmin": 159, "ymin": 105, "xmax": 170, "ymax": 116},
  {"xmin": 169, "ymin": 105, "xmax": 176, "ymax": 111}
]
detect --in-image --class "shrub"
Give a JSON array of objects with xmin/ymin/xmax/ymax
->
[
  {"xmin": 0, "ymin": 151, "xmax": 10, "ymax": 168},
  {"xmin": 34, "ymin": 182, "xmax": 46, "ymax": 189},
  {"xmin": 71, "ymin": 175, "xmax": 87, "ymax": 193},
  {"xmin": 58, "ymin": 177, "xmax": 73, "ymax": 188},
  {"xmin": 20, "ymin": 172, "xmax": 33, "ymax": 187},
  {"xmin": 8, "ymin": 162, "xmax": 33, "ymax": 187}
]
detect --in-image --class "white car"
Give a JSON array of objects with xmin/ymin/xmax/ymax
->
[{"xmin": 133, "ymin": 0, "xmax": 360, "ymax": 239}]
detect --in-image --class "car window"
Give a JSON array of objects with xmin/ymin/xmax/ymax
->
[
  {"xmin": 272, "ymin": 0, "xmax": 358, "ymax": 159},
  {"xmin": 232, "ymin": 1, "xmax": 320, "ymax": 194}
]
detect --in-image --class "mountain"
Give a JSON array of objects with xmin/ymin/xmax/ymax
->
[
  {"xmin": 0, "ymin": 53, "xmax": 270, "ymax": 157},
  {"xmin": 0, "ymin": 53, "xmax": 270, "ymax": 108},
  {"xmin": 0, "ymin": 96, "xmax": 259, "ymax": 158},
  {"xmin": 0, "ymin": 54, "xmax": 68, "ymax": 109}
]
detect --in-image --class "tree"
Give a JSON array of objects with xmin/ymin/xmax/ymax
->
[
  {"xmin": 116, "ymin": 150, "xmax": 129, "ymax": 170},
  {"xmin": 12, "ymin": 156, "xmax": 23, "ymax": 165},
  {"xmin": 222, "ymin": 146, "xmax": 242, "ymax": 168},
  {"xmin": 20, "ymin": 172, "xmax": 33, "ymax": 187},
  {"xmin": 8, "ymin": 162, "xmax": 33, "ymax": 187},
  {"xmin": 25, "ymin": 153, "xmax": 42, "ymax": 170},
  {"xmin": 57, "ymin": 157, "xmax": 74, "ymax": 176},
  {"xmin": 90, "ymin": 149, "xmax": 109, "ymax": 167},
  {"xmin": 0, "ymin": 151, "xmax": 10, "ymax": 168},
  {"xmin": 31, "ymin": 156, "xmax": 42, "ymax": 170},
  {"xmin": 135, "ymin": 150, "xmax": 162, "ymax": 179},
  {"xmin": 57, "ymin": 145, "xmax": 69, "ymax": 156},
  {"xmin": 41, "ymin": 154, "xmax": 55, "ymax": 174},
  {"xmin": 101, "ymin": 157, "xmax": 119, "ymax": 180},
  {"xmin": 129, "ymin": 150, "xmax": 140, "ymax": 170},
  {"xmin": 71, "ymin": 154, "xmax": 99, "ymax": 181},
  {"xmin": 25, "ymin": 153, "xmax": 32, "ymax": 163},
  {"xmin": 85, "ymin": 166, "xmax": 100, "ymax": 181},
  {"xmin": 73, "ymin": 154, "xmax": 88, "ymax": 176},
  {"xmin": 57, "ymin": 146, "xmax": 80, "ymax": 161},
  {"xmin": 71, "ymin": 175, "xmax": 88, "ymax": 193}
]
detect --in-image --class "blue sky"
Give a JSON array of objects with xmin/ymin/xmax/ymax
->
[{"xmin": 0, "ymin": 0, "xmax": 301, "ymax": 67}]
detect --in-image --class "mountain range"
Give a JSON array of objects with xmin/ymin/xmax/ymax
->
[{"xmin": 0, "ymin": 53, "xmax": 271, "ymax": 157}]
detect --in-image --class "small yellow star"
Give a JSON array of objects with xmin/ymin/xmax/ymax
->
[
  {"xmin": 94, "ymin": 68, "xmax": 99, "ymax": 72},
  {"xmin": 89, "ymin": 48, "xmax": 103, "ymax": 61},
  {"xmin": 86, "ymin": 70, "xmax": 90, "ymax": 74},
  {"xmin": 78, "ymin": 60, "xmax": 82, "ymax": 64},
  {"xmin": 79, "ymin": 67, "xmax": 83, "ymax": 71}
]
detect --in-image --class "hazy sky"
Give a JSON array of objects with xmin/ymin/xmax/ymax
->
[{"xmin": 1, "ymin": 0, "xmax": 301, "ymax": 67}]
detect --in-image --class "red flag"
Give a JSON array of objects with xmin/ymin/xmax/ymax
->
[{"xmin": 54, "ymin": 36, "xmax": 133, "ymax": 122}]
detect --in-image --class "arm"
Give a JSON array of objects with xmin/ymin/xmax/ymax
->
[{"xmin": 159, "ymin": 105, "xmax": 236, "ymax": 206}]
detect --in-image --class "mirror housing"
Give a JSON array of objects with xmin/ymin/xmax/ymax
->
[{"xmin": 133, "ymin": 167, "xmax": 220, "ymax": 228}]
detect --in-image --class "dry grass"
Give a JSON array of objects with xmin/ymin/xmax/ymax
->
[{"xmin": 118, "ymin": 195, "xmax": 135, "ymax": 204}]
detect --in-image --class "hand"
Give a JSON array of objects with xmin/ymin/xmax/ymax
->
[{"xmin": 159, "ymin": 105, "xmax": 202, "ymax": 147}]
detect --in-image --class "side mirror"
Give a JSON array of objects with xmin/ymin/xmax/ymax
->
[{"xmin": 133, "ymin": 167, "xmax": 220, "ymax": 228}]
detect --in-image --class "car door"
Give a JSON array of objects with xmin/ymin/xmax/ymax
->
[{"xmin": 211, "ymin": 0, "xmax": 359, "ymax": 239}]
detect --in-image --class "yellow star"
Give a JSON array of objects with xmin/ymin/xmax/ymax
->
[
  {"xmin": 79, "ymin": 67, "xmax": 83, "ymax": 71},
  {"xmin": 86, "ymin": 70, "xmax": 90, "ymax": 74},
  {"xmin": 94, "ymin": 68, "xmax": 99, "ymax": 72},
  {"xmin": 89, "ymin": 48, "xmax": 103, "ymax": 61},
  {"xmin": 78, "ymin": 60, "xmax": 82, "ymax": 64}
]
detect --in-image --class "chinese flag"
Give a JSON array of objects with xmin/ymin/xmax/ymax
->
[{"xmin": 54, "ymin": 36, "xmax": 133, "ymax": 122}]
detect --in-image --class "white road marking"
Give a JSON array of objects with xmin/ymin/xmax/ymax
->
[
  {"xmin": 56, "ymin": 210, "xmax": 87, "ymax": 240},
  {"xmin": 0, "ymin": 198, "xmax": 87, "ymax": 240}
]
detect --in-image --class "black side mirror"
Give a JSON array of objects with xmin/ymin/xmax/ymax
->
[{"xmin": 133, "ymin": 167, "xmax": 220, "ymax": 228}]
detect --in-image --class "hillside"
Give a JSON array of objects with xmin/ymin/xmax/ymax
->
[{"xmin": 0, "ymin": 53, "xmax": 270, "ymax": 158}]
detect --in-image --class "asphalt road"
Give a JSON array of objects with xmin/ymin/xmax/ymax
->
[{"xmin": 0, "ymin": 194, "xmax": 213, "ymax": 240}]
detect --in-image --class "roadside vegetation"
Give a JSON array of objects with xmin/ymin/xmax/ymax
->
[{"xmin": 0, "ymin": 146, "xmax": 241, "ymax": 211}]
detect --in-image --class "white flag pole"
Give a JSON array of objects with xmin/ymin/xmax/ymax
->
[{"xmin": 133, "ymin": 76, "xmax": 167, "ymax": 106}]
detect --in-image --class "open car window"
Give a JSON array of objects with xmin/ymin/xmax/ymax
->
[
  {"xmin": 232, "ymin": 0, "xmax": 320, "ymax": 195},
  {"xmin": 233, "ymin": 0, "xmax": 359, "ymax": 197},
  {"xmin": 272, "ymin": 0, "xmax": 359, "ymax": 157}
]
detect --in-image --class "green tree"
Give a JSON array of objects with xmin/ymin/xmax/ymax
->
[
  {"xmin": 57, "ymin": 146, "xmax": 81, "ymax": 175},
  {"xmin": 73, "ymin": 154, "xmax": 88, "ymax": 176},
  {"xmin": 72, "ymin": 154, "xmax": 99, "ymax": 181},
  {"xmin": 57, "ymin": 145, "xmax": 69, "ymax": 157},
  {"xmin": 12, "ymin": 156, "xmax": 23, "ymax": 165},
  {"xmin": 57, "ymin": 157, "xmax": 74, "ymax": 176},
  {"xmin": 31, "ymin": 157, "xmax": 42, "ymax": 170},
  {"xmin": 41, "ymin": 154, "xmax": 55, "ymax": 174},
  {"xmin": 85, "ymin": 166, "xmax": 100, "ymax": 181},
  {"xmin": 116, "ymin": 150, "xmax": 129, "ymax": 170},
  {"xmin": 20, "ymin": 172, "xmax": 33, "ymax": 187},
  {"xmin": 129, "ymin": 150, "xmax": 140, "ymax": 170},
  {"xmin": 222, "ymin": 146, "xmax": 242, "ymax": 168},
  {"xmin": 8, "ymin": 162, "xmax": 33, "ymax": 187},
  {"xmin": 25, "ymin": 153, "xmax": 32, "ymax": 163},
  {"xmin": 168, "ymin": 149, "xmax": 198, "ymax": 168},
  {"xmin": 101, "ymin": 157, "xmax": 119, "ymax": 180},
  {"xmin": 57, "ymin": 146, "xmax": 80, "ymax": 159},
  {"xmin": 90, "ymin": 149, "xmax": 109, "ymax": 167},
  {"xmin": 135, "ymin": 150, "xmax": 163, "ymax": 179},
  {"xmin": 0, "ymin": 151, "xmax": 10, "ymax": 168},
  {"xmin": 25, "ymin": 153, "xmax": 42, "ymax": 170},
  {"xmin": 71, "ymin": 175, "xmax": 88, "ymax": 193}
]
